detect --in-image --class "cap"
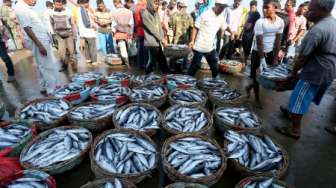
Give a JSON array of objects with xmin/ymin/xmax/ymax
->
[
  {"xmin": 178, "ymin": 0, "xmax": 188, "ymax": 7},
  {"xmin": 215, "ymin": 0, "xmax": 228, "ymax": 5}
]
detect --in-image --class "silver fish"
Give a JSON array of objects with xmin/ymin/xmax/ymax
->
[
  {"xmin": 102, "ymin": 178, "xmax": 123, "ymax": 188},
  {"xmin": 72, "ymin": 72, "xmax": 103, "ymax": 83},
  {"xmin": 21, "ymin": 127, "xmax": 91, "ymax": 168},
  {"xmin": 130, "ymin": 84, "xmax": 166, "ymax": 100},
  {"xmin": 91, "ymin": 84, "xmax": 131, "ymax": 102},
  {"xmin": 105, "ymin": 72, "xmax": 131, "ymax": 82},
  {"xmin": 115, "ymin": 104, "xmax": 160, "ymax": 131},
  {"xmin": 6, "ymin": 170, "xmax": 51, "ymax": 188},
  {"xmin": 69, "ymin": 103, "xmax": 117, "ymax": 120},
  {"xmin": 0, "ymin": 123, "xmax": 31, "ymax": 149},
  {"xmin": 243, "ymin": 177, "xmax": 286, "ymax": 188},
  {"xmin": 261, "ymin": 64, "xmax": 290, "ymax": 79},
  {"xmin": 199, "ymin": 77, "xmax": 228, "ymax": 89},
  {"xmin": 171, "ymin": 89, "xmax": 206, "ymax": 104},
  {"xmin": 216, "ymin": 107, "xmax": 261, "ymax": 128},
  {"xmin": 164, "ymin": 105, "xmax": 209, "ymax": 133},
  {"xmin": 131, "ymin": 74, "xmax": 161, "ymax": 84},
  {"xmin": 54, "ymin": 82, "xmax": 89, "ymax": 98},
  {"xmin": 166, "ymin": 74, "xmax": 197, "ymax": 87},
  {"xmin": 211, "ymin": 88, "xmax": 241, "ymax": 100}
]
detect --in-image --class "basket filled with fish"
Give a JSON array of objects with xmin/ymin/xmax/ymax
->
[
  {"xmin": 214, "ymin": 107, "xmax": 261, "ymax": 133},
  {"xmin": 68, "ymin": 102, "xmax": 118, "ymax": 132},
  {"xmin": 256, "ymin": 64, "xmax": 297, "ymax": 91},
  {"xmin": 53, "ymin": 82, "xmax": 91, "ymax": 105},
  {"xmin": 164, "ymin": 44, "xmax": 191, "ymax": 58},
  {"xmin": 223, "ymin": 130, "xmax": 289, "ymax": 178},
  {"xmin": 165, "ymin": 182, "xmax": 208, "ymax": 188},
  {"xmin": 90, "ymin": 129, "xmax": 158, "ymax": 184},
  {"xmin": 20, "ymin": 126, "xmax": 93, "ymax": 175},
  {"xmin": 162, "ymin": 105, "xmax": 212, "ymax": 135},
  {"xmin": 161, "ymin": 134, "xmax": 226, "ymax": 186},
  {"xmin": 16, "ymin": 98, "xmax": 71, "ymax": 131},
  {"xmin": 113, "ymin": 103, "xmax": 161, "ymax": 136},
  {"xmin": 90, "ymin": 84, "xmax": 131, "ymax": 106},
  {"xmin": 209, "ymin": 88, "xmax": 247, "ymax": 107},
  {"xmin": 72, "ymin": 72, "xmax": 104, "ymax": 87},
  {"xmin": 197, "ymin": 77, "xmax": 229, "ymax": 92},
  {"xmin": 0, "ymin": 121, "xmax": 36, "ymax": 157},
  {"xmin": 219, "ymin": 60, "xmax": 243, "ymax": 74},
  {"xmin": 80, "ymin": 178, "xmax": 137, "ymax": 188},
  {"xmin": 0, "ymin": 170, "xmax": 56, "ymax": 188},
  {"xmin": 166, "ymin": 74, "xmax": 197, "ymax": 91},
  {"xmin": 169, "ymin": 89, "xmax": 207, "ymax": 108},
  {"xmin": 102, "ymin": 72, "xmax": 132, "ymax": 86},
  {"xmin": 130, "ymin": 74, "xmax": 165, "ymax": 88},
  {"xmin": 129, "ymin": 84, "xmax": 168, "ymax": 108},
  {"xmin": 235, "ymin": 176, "xmax": 292, "ymax": 188},
  {"xmin": 105, "ymin": 54, "xmax": 123, "ymax": 66}
]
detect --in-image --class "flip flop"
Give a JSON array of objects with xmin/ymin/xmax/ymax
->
[
  {"xmin": 275, "ymin": 126, "xmax": 300, "ymax": 139},
  {"xmin": 325, "ymin": 126, "xmax": 336, "ymax": 135}
]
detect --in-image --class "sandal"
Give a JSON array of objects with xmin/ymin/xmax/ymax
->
[
  {"xmin": 325, "ymin": 126, "xmax": 336, "ymax": 135},
  {"xmin": 275, "ymin": 126, "xmax": 300, "ymax": 139}
]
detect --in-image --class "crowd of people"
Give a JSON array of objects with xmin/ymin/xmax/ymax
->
[{"xmin": 0, "ymin": 0, "xmax": 336, "ymax": 138}]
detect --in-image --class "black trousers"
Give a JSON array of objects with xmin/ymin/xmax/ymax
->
[
  {"xmin": 188, "ymin": 49, "xmax": 218, "ymax": 78},
  {"xmin": 0, "ymin": 39, "xmax": 15, "ymax": 77},
  {"xmin": 250, "ymin": 50, "xmax": 275, "ymax": 79},
  {"xmin": 146, "ymin": 47, "xmax": 169, "ymax": 74}
]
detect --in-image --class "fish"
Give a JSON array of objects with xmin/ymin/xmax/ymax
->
[
  {"xmin": 261, "ymin": 64, "xmax": 290, "ymax": 79},
  {"xmin": 19, "ymin": 99, "xmax": 70, "ymax": 124},
  {"xmin": 166, "ymin": 74, "xmax": 197, "ymax": 87},
  {"xmin": 242, "ymin": 177, "xmax": 286, "ymax": 188},
  {"xmin": 21, "ymin": 127, "xmax": 91, "ymax": 168},
  {"xmin": 69, "ymin": 103, "xmax": 117, "ymax": 120},
  {"xmin": 131, "ymin": 74, "xmax": 162, "ymax": 85},
  {"xmin": 102, "ymin": 178, "xmax": 123, "ymax": 188},
  {"xmin": 115, "ymin": 104, "xmax": 160, "ymax": 131},
  {"xmin": 220, "ymin": 60, "xmax": 241, "ymax": 66},
  {"xmin": 130, "ymin": 84, "xmax": 166, "ymax": 100},
  {"xmin": 105, "ymin": 72, "xmax": 131, "ymax": 82},
  {"xmin": 211, "ymin": 88, "xmax": 241, "ymax": 100},
  {"xmin": 216, "ymin": 107, "xmax": 261, "ymax": 128},
  {"xmin": 164, "ymin": 105, "xmax": 209, "ymax": 133},
  {"xmin": 0, "ymin": 123, "xmax": 31, "ymax": 149},
  {"xmin": 91, "ymin": 84, "xmax": 131, "ymax": 102},
  {"xmin": 5, "ymin": 171, "xmax": 51, "ymax": 188},
  {"xmin": 167, "ymin": 44, "xmax": 188, "ymax": 50},
  {"xmin": 72, "ymin": 72, "xmax": 103, "ymax": 83},
  {"xmin": 224, "ymin": 131, "xmax": 283, "ymax": 172},
  {"xmin": 199, "ymin": 77, "xmax": 228, "ymax": 89},
  {"xmin": 165, "ymin": 137, "xmax": 222, "ymax": 178},
  {"xmin": 54, "ymin": 82, "xmax": 89, "ymax": 98},
  {"xmin": 171, "ymin": 89, "xmax": 206, "ymax": 104},
  {"xmin": 94, "ymin": 132, "xmax": 157, "ymax": 174}
]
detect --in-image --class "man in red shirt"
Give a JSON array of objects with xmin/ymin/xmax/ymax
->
[{"xmin": 134, "ymin": 0, "xmax": 148, "ymax": 69}]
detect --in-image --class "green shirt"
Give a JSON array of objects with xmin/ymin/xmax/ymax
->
[{"xmin": 169, "ymin": 11, "xmax": 193, "ymax": 45}]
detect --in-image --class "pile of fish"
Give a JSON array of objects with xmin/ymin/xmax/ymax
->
[
  {"xmin": 91, "ymin": 84, "xmax": 131, "ymax": 101},
  {"xmin": 261, "ymin": 64, "xmax": 289, "ymax": 79},
  {"xmin": 242, "ymin": 177, "xmax": 285, "ymax": 188},
  {"xmin": 216, "ymin": 108, "xmax": 261, "ymax": 128},
  {"xmin": 100, "ymin": 178, "xmax": 124, "ymax": 188},
  {"xmin": 5, "ymin": 170, "xmax": 52, "ymax": 188},
  {"xmin": 105, "ymin": 72, "xmax": 131, "ymax": 82},
  {"xmin": 94, "ymin": 132, "xmax": 157, "ymax": 174},
  {"xmin": 221, "ymin": 60, "xmax": 241, "ymax": 66},
  {"xmin": 69, "ymin": 103, "xmax": 117, "ymax": 120},
  {"xmin": 19, "ymin": 100, "xmax": 70, "ymax": 124},
  {"xmin": 131, "ymin": 74, "xmax": 162, "ymax": 85},
  {"xmin": 224, "ymin": 131, "xmax": 284, "ymax": 172},
  {"xmin": 165, "ymin": 137, "xmax": 222, "ymax": 178},
  {"xmin": 54, "ymin": 82, "xmax": 88, "ymax": 98},
  {"xmin": 130, "ymin": 85, "xmax": 166, "ymax": 100},
  {"xmin": 168, "ymin": 44, "xmax": 188, "ymax": 50},
  {"xmin": 211, "ymin": 88, "xmax": 242, "ymax": 100},
  {"xmin": 199, "ymin": 77, "xmax": 228, "ymax": 89},
  {"xmin": 72, "ymin": 72, "xmax": 103, "ymax": 83},
  {"xmin": 166, "ymin": 74, "xmax": 197, "ymax": 87},
  {"xmin": 115, "ymin": 105, "xmax": 160, "ymax": 131},
  {"xmin": 21, "ymin": 128, "xmax": 91, "ymax": 168},
  {"xmin": 0, "ymin": 123, "xmax": 31, "ymax": 149},
  {"xmin": 164, "ymin": 106, "xmax": 209, "ymax": 133},
  {"xmin": 171, "ymin": 89, "xmax": 205, "ymax": 104}
]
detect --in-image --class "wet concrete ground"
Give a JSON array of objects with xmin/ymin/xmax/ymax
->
[{"xmin": 1, "ymin": 50, "xmax": 336, "ymax": 188}]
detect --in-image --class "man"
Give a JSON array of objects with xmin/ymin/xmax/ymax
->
[
  {"xmin": 112, "ymin": 0, "xmax": 134, "ymax": 68},
  {"xmin": 168, "ymin": 0, "xmax": 193, "ymax": 73},
  {"xmin": 43, "ymin": 1, "xmax": 56, "ymax": 46},
  {"xmin": 134, "ymin": 0, "xmax": 148, "ymax": 69},
  {"xmin": 0, "ymin": 19, "xmax": 15, "ymax": 83},
  {"xmin": 278, "ymin": 0, "xmax": 336, "ymax": 139},
  {"xmin": 50, "ymin": 0, "xmax": 76, "ymax": 72},
  {"xmin": 15, "ymin": 0, "xmax": 59, "ymax": 95},
  {"xmin": 125, "ymin": 0, "xmax": 135, "ymax": 10},
  {"xmin": 142, "ymin": 0, "xmax": 169, "ymax": 74},
  {"xmin": 245, "ymin": 1, "xmax": 284, "ymax": 107},
  {"xmin": 241, "ymin": 0, "xmax": 260, "ymax": 64},
  {"xmin": 159, "ymin": 1, "xmax": 168, "ymax": 23},
  {"xmin": 162, "ymin": 0, "xmax": 177, "ymax": 42},
  {"xmin": 188, "ymin": 0, "xmax": 229, "ymax": 78},
  {"xmin": 198, "ymin": 0, "xmax": 214, "ymax": 17}
]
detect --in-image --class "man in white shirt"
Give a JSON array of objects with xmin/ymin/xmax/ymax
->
[
  {"xmin": 43, "ymin": 1, "xmax": 56, "ymax": 46},
  {"xmin": 15, "ymin": 0, "xmax": 59, "ymax": 95},
  {"xmin": 188, "ymin": 0, "xmax": 228, "ymax": 78}
]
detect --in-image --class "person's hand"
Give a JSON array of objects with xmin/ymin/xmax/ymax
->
[
  {"xmin": 188, "ymin": 41, "xmax": 194, "ymax": 49},
  {"xmin": 230, "ymin": 33, "xmax": 235, "ymax": 41},
  {"xmin": 286, "ymin": 73, "xmax": 297, "ymax": 81},
  {"xmin": 161, "ymin": 39, "xmax": 167, "ymax": 47},
  {"xmin": 38, "ymin": 44, "xmax": 47, "ymax": 56},
  {"xmin": 259, "ymin": 58, "xmax": 267, "ymax": 72},
  {"xmin": 0, "ymin": 121, "xmax": 10, "ymax": 127}
]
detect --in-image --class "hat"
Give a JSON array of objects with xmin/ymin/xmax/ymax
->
[
  {"xmin": 215, "ymin": 0, "xmax": 228, "ymax": 5},
  {"xmin": 178, "ymin": 0, "xmax": 188, "ymax": 7}
]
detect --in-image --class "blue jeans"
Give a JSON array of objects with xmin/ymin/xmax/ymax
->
[
  {"xmin": 98, "ymin": 32, "xmax": 115, "ymax": 55},
  {"xmin": 0, "ymin": 39, "xmax": 15, "ymax": 77}
]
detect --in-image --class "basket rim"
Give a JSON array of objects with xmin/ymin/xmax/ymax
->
[
  {"xmin": 80, "ymin": 177, "xmax": 137, "ymax": 188},
  {"xmin": 197, "ymin": 78, "xmax": 229, "ymax": 91},
  {"xmin": 129, "ymin": 84, "xmax": 169, "ymax": 103},
  {"xmin": 0, "ymin": 121, "xmax": 33, "ymax": 151},
  {"xmin": 169, "ymin": 88, "xmax": 208, "ymax": 107},
  {"xmin": 235, "ymin": 175, "xmax": 291, "ymax": 188}
]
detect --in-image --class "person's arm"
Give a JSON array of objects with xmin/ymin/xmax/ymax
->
[
  {"xmin": 273, "ymin": 33, "xmax": 281, "ymax": 64},
  {"xmin": 188, "ymin": 26, "xmax": 198, "ymax": 48},
  {"xmin": 24, "ymin": 27, "xmax": 47, "ymax": 56}
]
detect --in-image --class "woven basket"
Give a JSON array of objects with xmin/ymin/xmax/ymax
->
[
  {"xmin": 169, "ymin": 89, "xmax": 207, "ymax": 108},
  {"xmin": 113, "ymin": 103, "xmax": 162, "ymax": 136},
  {"xmin": 164, "ymin": 45, "xmax": 191, "ymax": 58},
  {"xmin": 15, "ymin": 98, "xmax": 70, "ymax": 131},
  {"xmin": 165, "ymin": 182, "xmax": 208, "ymax": 188},
  {"xmin": 166, "ymin": 74, "xmax": 197, "ymax": 91},
  {"xmin": 235, "ymin": 176, "xmax": 293, "ymax": 188},
  {"xmin": 223, "ymin": 131, "xmax": 289, "ymax": 178},
  {"xmin": 90, "ymin": 84, "xmax": 130, "ymax": 106},
  {"xmin": 68, "ymin": 102, "xmax": 117, "ymax": 132},
  {"xmin": 208, "ymin": 88, "xmax": 247, "ymax": 108},
  {"xmin": 90, "ymin": 129, "xmax": 159, "ymax": 184},
  {"xmin": 54, "ymin": 85, "xmax": 91, "ymax": 105},
  {"xmin": 256, "ymin": 75, "xmax": 298, "ymax": 91},
  {"xmin": 129, "ymin": 85, "xmax": 168, "ymax": 108},
  {"xmin": 161, "ymin": 105, "xmax": 213, "ymax": 135},
  {"xmin": 130, "ymin": 75, "xmax": 165, "ymax": 88},
  {"xmin": 0, "ymin": 170, "xmax": 56, "ymax": 188},
  {"xmin": 105, "ymin": 55, "xmax": 123, "ymax": 66},
  {"xmin": 213, "ymin": 107, "xmax": 261, "ymax": 134},
  {"xmin": 161, "ymin": 133, "xmax": 226, "ymax": 187},
  {"xmin": 219, "ymin": 60, "xmax": 243, "ymax": 74},
  {"xmin": 197, "ymin": 78, "xmax": 229, "ymax": 93},
  {"xmin": 80, "ymin": 178, "xmax": 137, "ymax": 188},
  {"xmin": 20, "ymin": 126, "xmax": 93, "ymax": 175}
]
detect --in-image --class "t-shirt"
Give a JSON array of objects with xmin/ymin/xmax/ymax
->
[
  {"xmin": 95, "ymin": 9, "xmax": 112, "ymax": 33},
  {"xmin": 50, "ymin": 9, "xmax": 73, "ymax": 38},
  {"xmin": 292, "ymin": 15, "xmax": 307, "ymax": 39},
  {"xmin": 228, "ymin": 5, "xmax": 243, "ymax": 34},
  {"xmin": 298, "ymin": 16, "xmax": 336, "ymax": 85},
  {"xmin": 243, "ymin": 11, "xmax": 261, "ymax": 34},
  {"xmin": 253, "ymin": 16, "xmax": 284, "ymax": 53},
  {"xmin": 76, "ymin": 7, "xmax": 96, "ymax": 38},
  {"xmin": 193, "ymin": 9, "xmax": 227, "ymax": 53}
]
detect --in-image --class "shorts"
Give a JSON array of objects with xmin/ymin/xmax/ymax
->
[{"xmin": 288, "ymin": 79, "xmax": 330, "ymax": 115}]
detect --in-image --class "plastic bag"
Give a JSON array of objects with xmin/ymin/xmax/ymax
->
[
  {"xmin": 0, "ymin": 148, "xmax": 23, "ymax": 180},
  {"xmin": 127, "ymin": 39, "xmax": 137, "ymax": 57}
]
